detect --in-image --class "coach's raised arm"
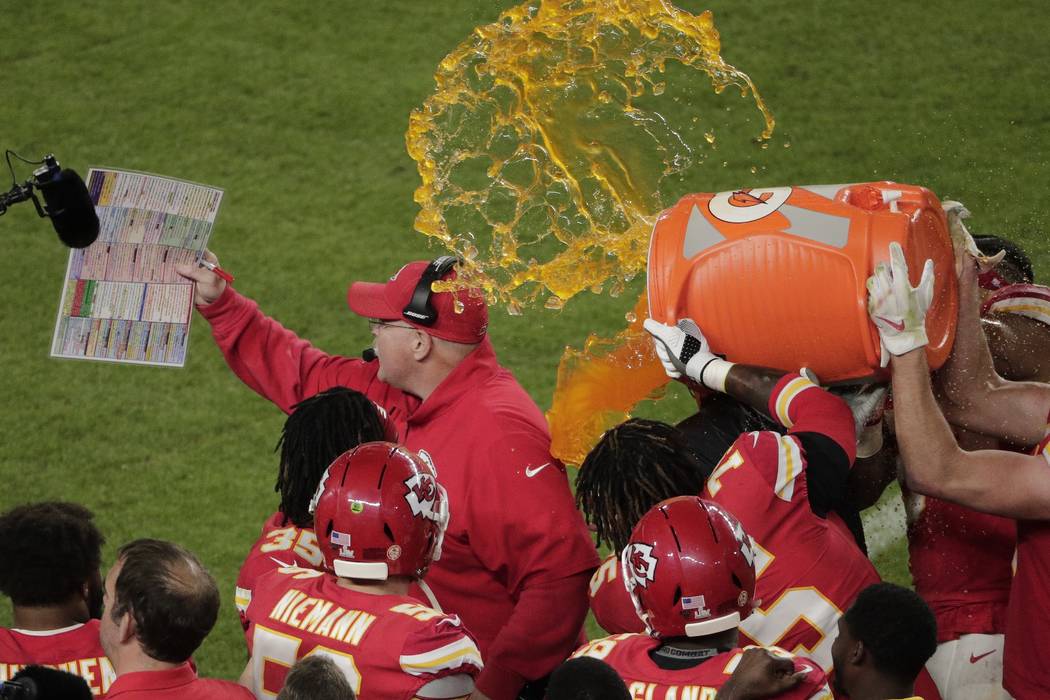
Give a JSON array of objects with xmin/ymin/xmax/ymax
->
[{"xmin": 177, "ymin": 253, "xmax": 600, "ymax": 700}]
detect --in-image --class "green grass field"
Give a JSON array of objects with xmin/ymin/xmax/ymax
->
[{"xmin": 1, "ymin": 0, "xmax": 1048, "ymax": 681}]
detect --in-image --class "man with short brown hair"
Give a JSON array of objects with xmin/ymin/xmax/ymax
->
[{"xmin": 100, "ymin": 539, "xmax": 252, "ymax": 699}]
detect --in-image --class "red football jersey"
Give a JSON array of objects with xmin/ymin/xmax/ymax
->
[
  {"xmin": 704, "ymin": 375, "xmax": 880, "ymax": 672},
  {"xmin": 589, "ymin": 553, "xmax": 644, "ymax": 635},
  {"xmin": 235, "ymin": 512, "xmax": 324, "ymax": 630},
  {"xmin": 1003, "ymin": 417, "xmax": 1050, "ymax": 699},
  {"xmin": 0, "ymin": 621, "xmax": 114, "ymax": 697},
  {"xmin": 573, "ymin": 634, "xmax": 831, "ymax": 700},
  {"xmin": 903, "ymin": 486, "xmax": 1014, "ymax": 642},
  {"xmin": 245, "ymin": 567, "xmax": 482, "ymax": 699}
]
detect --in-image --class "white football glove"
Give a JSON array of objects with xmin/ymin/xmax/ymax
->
[
  {"xmin": 866, "ymin": 242, "xmax": 935, "ymax": 366},
  {"xmin": 643, "ymin": 317, "xmax": 735, "ymax": 392}
]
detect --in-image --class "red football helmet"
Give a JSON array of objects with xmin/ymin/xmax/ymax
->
[
  {"xmin": 621, "ymin": 496, "xmax": 756, "ymax": 639},
  {"xmin": 309, "ymin": 441, "xmax": 448, "ymax": 580}
]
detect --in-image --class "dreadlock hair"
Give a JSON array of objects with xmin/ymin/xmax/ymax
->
[
  {"xmin": 276, "ymin": 387, "xmax": 391, "ymax": 528},
  {"xmin": 974, "ymin": 234, "xmax": 1035, "ymax": 284},
  {"xmin": 0, "ymin": 501, "xmax": 104, "ymax": 607},
  {"xmin": 576, "ymin": 418, "xmax": 708, "ymax": 553}
]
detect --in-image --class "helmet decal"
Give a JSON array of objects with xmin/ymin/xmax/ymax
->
[
  {"xmin": 330, "ymin": 530, "xmax": 354, "ymax": 559},
  {"xmin": 308, "ymin": 465, "xmax": 334, "ymax": 515},
  {"xmin": 681, "ymin": 594, "xmax": 712, "ymax": 620},
  {"xmin": 404, "ymin": 473, "xmax": 438, "ymax": 518},
  {"xmin": 624, "ymin": 542, "xmax": 658, "ymax": 589}
]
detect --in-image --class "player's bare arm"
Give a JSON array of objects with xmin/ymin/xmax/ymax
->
[
  {"xmin": 935, "ymin": 254, "xmax": 1050, "ymax": 446},
  {"xmin": 871, "ymin": 243, "xmax": 1050, "ymax": 520}
]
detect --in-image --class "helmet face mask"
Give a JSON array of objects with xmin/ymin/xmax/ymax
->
[
  {"xmin": 622, "ymin": 496, "xmax": 757, "ymax": 640},
  {"xmin": 308, "ymin": 442, "xmax": 449, "ymax": 581}
]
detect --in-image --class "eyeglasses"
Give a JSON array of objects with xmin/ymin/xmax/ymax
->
[{"xmin": 368, "ymin": 318, "xmax": 416, "ymax": 333}]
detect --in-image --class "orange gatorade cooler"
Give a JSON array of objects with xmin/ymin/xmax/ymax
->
[{"xmin": 646, "ymin": 182, "xmax": 957, "ymax": 383}]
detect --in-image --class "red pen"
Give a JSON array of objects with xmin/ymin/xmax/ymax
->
[{"xmin": 199, "ymin": 259, "xmax": 234, "ymax": 283}]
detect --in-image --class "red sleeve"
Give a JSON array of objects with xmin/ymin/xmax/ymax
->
[
  {"xmin": 589, "ymin": 555, "xmax": 644, "ymax": 634},
  {"xmin": 474, "ymin": 571, "xmax": 592, "ymax": 699},
  {"xmin": 399, "ymin": 614, "xmax": 483, "ymax": 683},
  {"xmin": 197, "ymin": 285, "xmax": 408, "ymax": 415},
  {"xmin": 766, "ymin": 373, "xmax": 856, "ymax": 464}
]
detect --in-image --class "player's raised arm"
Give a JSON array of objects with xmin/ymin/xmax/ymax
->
[
  {"xmin": 644, "ymin": 317, "xmax": 857, "ymax": 523},
  {"xmin": 934, "ymin": 244, "xmax": 1050, "ymax": 446},
  {"xmin": 872, "ymin": 243, "xmax": 1050, "ymax": 519}
]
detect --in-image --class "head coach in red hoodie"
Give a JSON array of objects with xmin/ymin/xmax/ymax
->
[{"xmin": 178, "ymin": 252, "xmax": 599, "ymax": 700}]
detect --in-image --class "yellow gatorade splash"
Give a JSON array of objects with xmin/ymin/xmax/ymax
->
[
  {"xmin": 407, "ymin": 0, "xmax": 774, "ymax": 463},
  {"xmin": 407, "ymin": 0, "xmax": 773, "ymax": 310}
]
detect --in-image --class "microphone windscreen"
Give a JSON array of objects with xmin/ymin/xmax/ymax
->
[
  {"xmin": 362, "ymin": 347, "xmax": 377, "ymax": 362},
  {"xmin": 36, "ymin": 169, "xmax": 100, "ymax": 249},
  {"xmin": 11, "ymin": 665, "xmax": 93, "ymax": 700}
]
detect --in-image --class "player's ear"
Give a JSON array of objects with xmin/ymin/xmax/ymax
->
[{"xmin": 850, "ymin": 639, "xmax": 865, "ymax": 665}]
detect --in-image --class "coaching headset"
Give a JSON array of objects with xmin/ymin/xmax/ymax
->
[{"xmin": 401, "ymin": 255, "xmax": 460, "ymax": 326}]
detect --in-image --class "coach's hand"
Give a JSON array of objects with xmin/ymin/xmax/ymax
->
[
  {"xmin": 644, "ymin": 317, "xmax": 734, "ymax": 393},
  {"xmin": 175, "ymin": 249, "xmax": 226, "ymax": 306},
  {"xmin": 866, "ymin": 242, "xmax": 935, "ymax": 367}
]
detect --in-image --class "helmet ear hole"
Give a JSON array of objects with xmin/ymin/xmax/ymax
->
[
  {"xmin": 673, "ymin": 586, "xmax": 682, "ymax": 605},
  {"xmin": 383, "ymin": 523, "xmax": 395, "ymax": 542},
  {"xmin": 325, "ymin": 520, "xmax": 334, "ymax": 537},
  {"xmin": 731, "ymin": 573, "xmax": 742, "ymax": 590}
]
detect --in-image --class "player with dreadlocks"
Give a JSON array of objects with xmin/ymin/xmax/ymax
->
[
  {"xmin": 578, "ymin": 316, "xmax": 881, "ymax": 679},
  {"xmin": 234, "ymin": 386, "xmax": 393, "ymax": 630}
]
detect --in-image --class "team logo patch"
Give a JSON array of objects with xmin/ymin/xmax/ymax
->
[
  {"xmin": 350, "ymin": 501, "xmax": 365, "ymax": 514},
  {"xmin": 331, "ymin": 530, "xmax": 354, "ymax": 559},
  {"xmin": 404, "ymin": 473, "xmax": 438, "ymax": 518},
  {"xmin": 625, "ymin": 542, "xmax": 658, "ymax": 589},
  {"xmin": 387, "ymin": 545, "xmax": 402, "ymax": 561},
  {"xmin": 708, "ymin": 186, "xmax": 791, "ymax": 223}
]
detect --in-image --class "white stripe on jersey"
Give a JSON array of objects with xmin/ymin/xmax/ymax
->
[
  {"xmin": 399, "ymin": 636, "xmax": 484, "ymax": 676},
  {"xmin": 773, "ymin": 435, "xmax": 804, "ymax": 502}
]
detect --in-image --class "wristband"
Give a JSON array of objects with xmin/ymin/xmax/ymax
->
[{"xmin": 699, "ymin": 357, "xmax": 735, "ymax": 393}]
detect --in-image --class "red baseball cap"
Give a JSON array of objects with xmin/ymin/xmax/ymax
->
[{"xmin": 346, "ymin": 260, "xmax": 489, "ymax": 343}]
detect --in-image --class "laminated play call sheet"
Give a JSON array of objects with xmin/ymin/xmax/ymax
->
[{"xmin": 50, "ymin": 168, "xmax": 223, "ymax": 367}]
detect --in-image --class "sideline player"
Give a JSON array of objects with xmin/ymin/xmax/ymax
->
[
  {"xmin": 868, "ymin": 241, "xmax": 1050, "ymax": 698},
  {"xmin": 0, "ymin": 502, "xmax": 113, "ymax": 697},
  {"xmin": 178, "ymin": 254, "xmax": 597, "ymax": 699},
  {"xmin": 573, "ymin": 496, "xmax": 831, "ymax": 699},
  {"xmin": 577, "ymin": 318, "xmax": 880, "ymax": 673},
  {"xmin": 242, "ymin": 442, "xmax": 483, "ymax": 699},
  {"xmin": 236, "ymin": 387, "xmax": 393, "ymax": 627},
  {"xmin": 830, "ymin": 583, "xmax": 937, "ymax": 700}
]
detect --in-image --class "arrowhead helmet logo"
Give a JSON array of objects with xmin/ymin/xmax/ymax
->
[
  {"xmin": 625, "ymin": 542, "xmax": 658, "ymax": 589},
  {"xmin": 404, "ymin": 473, "xmax": 438, "ymax": 518}
]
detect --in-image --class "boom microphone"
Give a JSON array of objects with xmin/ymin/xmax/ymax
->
[
  {"xmin": 0, "ymin": 153, "xmax": 100, "ymax": 249},
  {"xmin": 36, "ymin": 168, "xmax": 99, "ymax": 248},
  {"xmin": 362, "ymin": 347, "xmax": 377, "ymax": 362},
  {"xmin": 0, "ymin": 665, "xmax": 92, "ymax": 700}
]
